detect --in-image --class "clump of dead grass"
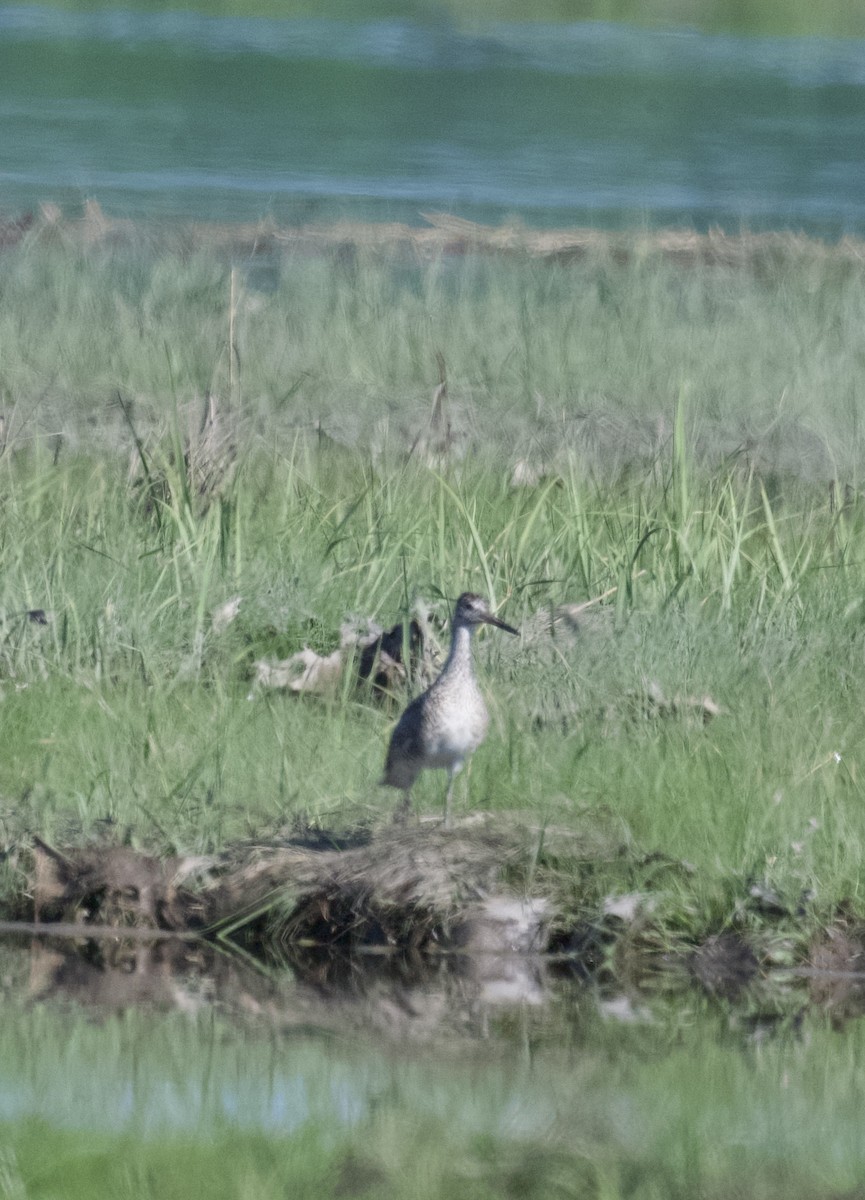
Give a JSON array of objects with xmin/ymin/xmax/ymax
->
[
  {"xmin": 24, "ymin": 823, "xmax": 536, "ymax": 952},
  {"xmin": 205, "ymin": 823, "xmax": 528, "ymax": 952}
]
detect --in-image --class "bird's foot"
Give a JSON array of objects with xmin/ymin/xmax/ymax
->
[{"xmin": 393, "ymin": 794, "xmax": 414, "ymax": 825}]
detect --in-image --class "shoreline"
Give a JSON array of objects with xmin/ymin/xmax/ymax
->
[{"xmin": 4, "ymin": 201, "xmax": 865, "ymax": 268}]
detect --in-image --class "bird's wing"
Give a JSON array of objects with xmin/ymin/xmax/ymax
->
[{"xmin": 385, "ymin": 696, "xmax": 426, "ymax": 764}]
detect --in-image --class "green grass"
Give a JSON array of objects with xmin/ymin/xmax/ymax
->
[
  {"xmin": 2, "ymin": 235, "xmax": 865, "ymax": 942},
  {"xmin": 4, "ymin": 236, "xmax": 865, "ymax": 482}
]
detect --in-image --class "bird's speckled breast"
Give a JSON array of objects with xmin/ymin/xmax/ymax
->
[{"xmin": 421, "ymin": 677, "xmax": 489, "ymax": 767}]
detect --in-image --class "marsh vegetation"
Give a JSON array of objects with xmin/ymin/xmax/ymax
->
[{"xmin": 3, "ymin": 220, "xmax": 865, "ymax": 1196}]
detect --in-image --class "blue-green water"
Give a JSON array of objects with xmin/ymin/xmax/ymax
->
[{"xmin": 2, "ymin": 7, "xmax": 865, "ymax": 234}]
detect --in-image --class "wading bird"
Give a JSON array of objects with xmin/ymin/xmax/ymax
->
[{"xmin": 382, "ymin": 593, "xmax": 518, "ymax": 826}]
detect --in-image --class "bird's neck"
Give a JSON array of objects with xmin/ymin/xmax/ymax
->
[{"xmin": 444, "ymin": 622, "xmax": 475, "ymax": 674}]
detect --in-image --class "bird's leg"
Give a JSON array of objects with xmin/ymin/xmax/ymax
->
[
  {"xmin": 393, "ymin": 788, "xmax": 413, "ymax": 824},
  {"xmin": 443, "ymin": 763, "xmax": 462, "ymax": 829}
]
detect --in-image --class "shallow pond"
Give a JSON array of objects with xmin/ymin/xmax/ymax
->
[
  {"xmin": 3, "ymin": 930, "xmax": 865, "ymax": 1199},
  {"xmin": 2, "ymin": 9, "xmax": 865, "ymax": 236}
]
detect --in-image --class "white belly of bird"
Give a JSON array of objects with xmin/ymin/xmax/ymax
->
[{"xmin": 424, "ymin": 699, "xmax": 489, "ymax": 770}]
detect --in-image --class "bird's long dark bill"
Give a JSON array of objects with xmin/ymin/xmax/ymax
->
[{"xmin": 481, "ymin": 613, "xmax": 519, "ymax": 635}]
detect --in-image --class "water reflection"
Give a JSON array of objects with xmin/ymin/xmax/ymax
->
[
  {"xmin": 14, "ymin": 934, "xmax": 553, "ymax": 1040},
  {"xmin": 5, "ymin": 928, "xmax": 864, "ymax": 1042},
  {"xmin": 4, "ymin": 924, "xmax": 865, "ymax": 1200}
]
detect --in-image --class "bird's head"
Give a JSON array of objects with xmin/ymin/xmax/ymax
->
[{"xmin": 453, "ymin": 593, "xmax": 518, "ymax": 635}]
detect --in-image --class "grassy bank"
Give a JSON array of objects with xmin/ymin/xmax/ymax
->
[{"xmin": 2, "ymin": 233, "xmax": 865, "ymax": 948}]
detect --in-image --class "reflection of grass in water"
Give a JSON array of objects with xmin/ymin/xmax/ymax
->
[{"xmin": 2, "ymin": 999, "xmax": 865, "ymax": 1198}]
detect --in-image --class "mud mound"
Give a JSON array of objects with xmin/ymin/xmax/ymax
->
[
  {"xmin": 205, "ymin": 823, "xmax": 530, "ymax": 952},
  {"xmin": 30, "ymin": 836, "xmax": 206, "ymax": 930},
  {"xmin": 23, "ymin": 823, "xmax": 547, "ymax": 957}
]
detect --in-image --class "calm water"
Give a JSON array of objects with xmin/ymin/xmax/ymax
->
[
  {"xmin": 1, "ymin": 7, "xmax": 865, "ymax": 234},
  {"xmin": 4, "ymin": 932, "xmax": 865, "ymax": 1198}
]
